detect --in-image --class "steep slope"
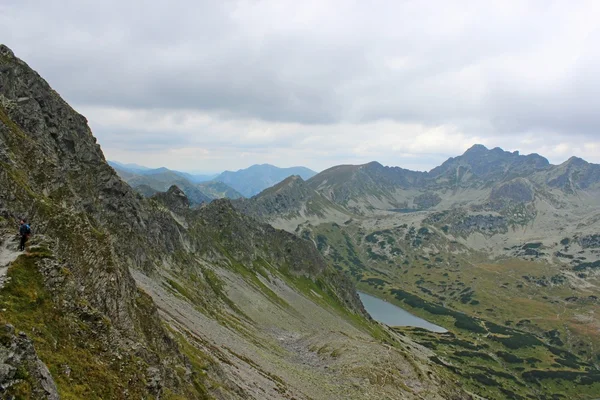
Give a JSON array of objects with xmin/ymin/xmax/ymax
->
[
  {"xmin": 233, "ymin": 175, "xmax": 351, "ymax": 230},
  {"xmin": 215, "ymin": 164, "xmax": 317, "ymax": 197},
  {"xmin": 0, "ymin": 44, "xmax": 211, "ymax": 398},
  {"xmin": 0, "ymin": 45, "xmax": 470, "ymax": 399},
  {"xmin": 197, "ymin": 181, "xmax": 243, "ymax": 200},
  {"xmin": 307, "ymin": 162, "xmax": 426, "ymax": 212}
]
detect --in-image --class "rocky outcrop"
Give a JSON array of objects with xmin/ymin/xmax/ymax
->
[
  {"xmin": 152, "ymin": 185, "xmax": 191, "ymax": 212},
  {"xmin": 0, "ymin": 324, "xmax": 58, "ymax": 400},
  {"xmin": 193, "ymin": 199, "xmax": 366, "ymax": 314},
  {"xmin": 546, "ymin": 156, "xmax": 600, "ymax": 192},
  {"xmin": 490, "ymin": 178, "xmax": 535, "ymax": 203}
]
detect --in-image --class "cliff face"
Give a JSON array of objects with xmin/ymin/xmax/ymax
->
[{"xmin": 0, "ymin": 44, "xmax": 209, "ymax": 398}]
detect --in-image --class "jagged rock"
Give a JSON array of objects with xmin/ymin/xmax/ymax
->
[
  {"xmin": 0, "ymin": 325, "xmax": 59, "ymax": 399},
  {"xmin": 151, "ymin": 185, "xmax": 190, "ymax": 212}
]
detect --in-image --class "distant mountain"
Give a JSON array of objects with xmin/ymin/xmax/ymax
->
[
  {"xmin": 107, "ymin": 160, "xmax": 152, "ymax": 174},
  {"xmin": 197, "ymin": 181, "xmax": 243, "ymax": 200},
  {"xmin": 110, "ymin": 164, "xmax": 241, "ymax": 204},
  {"xmin": 108, "ymin": 161, "xmax": 217, "ymax": 183},
  {"xmin": 428, "ymin": 144, "xmax": 551, "ymax": 187},
  {"xmin": 126, "ymin": 169, "xmax": 212, "ymax": 204},
  {"xmin": 215, "ymin": 164, "xmax": 317, "ymax": 197},
  {"xmin": 234, "ymin": 175, "xmax": 349, "ymax": 228},
  {"xmin": 133, "ymin": 184, "xmax": 160, "ymax": 198},
  {"xmin": 308, "ymin": 161, "xmax": 426, "ymax": 212},
  {"xmin": 172, "ymin": 170, "xmax": 219, "ymax": 183},
  {"xmin": 272, "ymin": 145, "xmax": 598, "ymax": 214}
]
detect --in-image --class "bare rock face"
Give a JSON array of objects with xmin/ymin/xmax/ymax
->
[
  {"xmin": 490, "ymin": 178, "xmax": 535, "ymax": 203},
  {"xmin": 0, "ymin": 324, "xmax": 58, "ymax": 400},
  {"xmin": 151, "ymin": 184, "xmax": 191, "ymax": 212},
  {"xmin": 0, "ymin": 44, "xmax": 203, "ymax": 398}
]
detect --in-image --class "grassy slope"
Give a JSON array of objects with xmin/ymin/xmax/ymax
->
[
  {"xmin": 0, "ymin": 246, "xmax": 208, "ymax": 400},
  {"xmin": 135, "ymin": 226, "xmax": 469, "ymax": 399},
  {"xmin": 307, "ymin": 221, "xmax": 600, "ymax": 400}
]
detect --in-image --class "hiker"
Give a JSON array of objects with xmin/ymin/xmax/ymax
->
[{"xmin": 19, "ymin": 219, "xmax": 31, "ymax": 251}]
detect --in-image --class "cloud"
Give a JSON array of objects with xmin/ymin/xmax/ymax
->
[{"xmin": 1, "ymin": 0, "xmax": 599, "ymax": 171}]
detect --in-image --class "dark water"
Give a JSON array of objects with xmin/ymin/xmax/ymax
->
[
  {"xmin": 389, "ymin": 208, "xmax": 420, "ymax": 213},
  {"xmin": 358, "ymin": 291, "xmax": 447, "ymax": 333}
]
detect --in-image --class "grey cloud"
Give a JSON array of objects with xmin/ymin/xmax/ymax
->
[{"xmin": 1, "ymin": 0, "xmax": 599, "ymax": 168}]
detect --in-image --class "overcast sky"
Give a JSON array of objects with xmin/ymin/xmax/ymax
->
[{"xmin": 2, "ymin": 1, "xmax": 599, "ymax": 173}]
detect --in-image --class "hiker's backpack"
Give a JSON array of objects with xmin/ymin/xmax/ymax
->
[{"xmin": 25, "ymin": 224, "xmax": 31, "ymax": 236}]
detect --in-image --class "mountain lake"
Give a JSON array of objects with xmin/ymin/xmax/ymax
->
[{"xmin": 358, "ymin": 291, "xmax": 447, "ymax": 333}]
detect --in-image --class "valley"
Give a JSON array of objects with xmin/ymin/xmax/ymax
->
[{"xmin": 235, "ymin": 146, "xmax": 600, "ymax": 399}]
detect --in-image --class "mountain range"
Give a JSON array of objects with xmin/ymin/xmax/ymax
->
[
  {"xmin": 0, "ymin": 44, "xmax": 475, "ymax": 399},
  {"xmin": 2, "ymin": 44, "xmax": 599, "ymax": 400},
  {"xmin": 234, "ymin": 144, "xmax": 600, "ymax": 398},
  {"xmin": 110, "ymin": 161, "xmax": 318, "ymax": 202},
  {"xmin": 215, "ymin": 164, "xmax": 317, "ymax": 197}
]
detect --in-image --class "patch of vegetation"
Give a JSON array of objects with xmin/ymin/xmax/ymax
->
[
  {"xmin": 361, "ymin": 277, "xmax": 389, "ymax": 288},
  {"xmin": 390, "ymin": 288, "xmax": 486, "ymax": 333},
  {"xmin": 573, "ymin": 260, "xmax": 600, "ymax": 271},
  {"xmin": 490, "ymin": 332, "xmax": 544, "ymax": 350},
  {"xmin": 522, "ymin": 369, "xmax": 600, "ymax": 385},
  {"xmin": 496, "ymin": 351, "xmax": 524, "ymax": 364},
  {"xmin": 454, "ymin": 351, "xmax": 495, "ymax": 362},
  {"xmin": 316, "ymin": 234, "xmax": 328, "ymax": 251},
  {"xmin": 522, "ymin": 242, "xmax": 542, "ymax": 249}
]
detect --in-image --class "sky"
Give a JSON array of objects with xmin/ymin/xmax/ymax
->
[{"xmin": 1, "ymin": 0, "xmax": 599, "ymax": 173}]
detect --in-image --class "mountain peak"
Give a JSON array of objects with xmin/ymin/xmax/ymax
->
[
  {"xmin": 0, "ymin": 44, "xmax": 15, "ymax": 58},
  {"xmin": 152, "ymin": 185, "xmax": 190, "ymax": 211},
  {"xmin": 564, "ymin": 156, "xmax": 588, "ymax": 167},
  {"xmin": 463, "ymin": 144, "xmax": 489, "ymax": 156},
  {"xmin": 467, "ymin": 143, "xmax": 489, "ymax": 151},
  {"xmin": 215, "ymin": 165, "xmax": 316, "ymax": 197},
  {"xmin": 364, "ymin": 161, "xmax": 384, "ymax": 168},
  {"xmin": 281, "ymin": 174, "xmax": 305, "ymax": 184}
]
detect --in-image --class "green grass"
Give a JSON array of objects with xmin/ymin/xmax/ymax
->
[
  {"xmin": 0, "ymin": 249, "xmax": 209, "ymax": 399},
  {"xmin": 0, "ymin": 250, "xmax": 152, "ymax": 399},
  {"xmin": 309, "ymin": 219, "xmax": 600, "ymax": 400}
]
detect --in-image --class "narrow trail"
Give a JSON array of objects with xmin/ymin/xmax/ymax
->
[{"xmin": 0, "ymin": 235, "xmax": 20, "ymax": 289}]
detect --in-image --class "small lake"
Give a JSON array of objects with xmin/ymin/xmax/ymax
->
[
  {"xmin": 358, "ymin": 291, "xmax": 447, "ymax": 333},
  {"xmin": 388, "ymin": 208, "xmax": 421, "ymax": 213}
]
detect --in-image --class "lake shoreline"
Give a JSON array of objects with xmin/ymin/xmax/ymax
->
[{"xmin": 358, "ymin": 291, "xmax": 447, "ymax": 333}]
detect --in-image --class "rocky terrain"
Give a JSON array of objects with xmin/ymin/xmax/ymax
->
[
  {"xmin": 236, "ymin": 145, "xmax": 600, "ymax": 398},
  {"xmin": 0, "ymin": 44, "xmax": 471, "ymax": 399}
]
